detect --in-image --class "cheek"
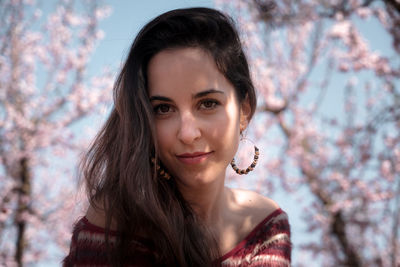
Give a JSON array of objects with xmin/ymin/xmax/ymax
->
[
  {"xmin": 155, "ymin": 121, "xmax": 173, "ymax": 156},
  {"xmin": 210, "ymin": 109, "xmax": 241, "ymax": 155},
  {"xmin": 213, "ymin": 117, "xmax": 239, "ymax": 141},
  {"xmin": 225, "ymin": 102, "xmax": 241, "ymax": 137}
]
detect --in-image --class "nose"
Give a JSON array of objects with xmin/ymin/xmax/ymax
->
[{"xmin": 177, "ymin": 112, "xmax": 201, "ymax": 145}]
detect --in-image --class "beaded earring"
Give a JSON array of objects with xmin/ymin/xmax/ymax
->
[
  {"xmin": 151, "ymin": 158, "xmax": 171, "ymax": 180},
  {"xmin": 230, "ymin": 129, "xmax": 259, "ymax": 175},
  {"xmin": 230, "ymin": 146, "xmax": 259, "ymax": 175}
]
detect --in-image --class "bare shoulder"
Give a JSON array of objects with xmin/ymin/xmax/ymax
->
[
  {"xmin": 85, "ymin": 201, "xmax": 117, "ymax": 230},
  {"xmin": 85, "ymin": 205, "xmax": 105, "ymax": 227},
  {"xmin": 228, "ymin": 188, "xmax": 280, "ymax": 219}
]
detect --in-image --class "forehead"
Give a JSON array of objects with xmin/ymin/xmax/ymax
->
[{"xmin": 147, "ymin": 47, "xmax": 233, "ymax": 97}]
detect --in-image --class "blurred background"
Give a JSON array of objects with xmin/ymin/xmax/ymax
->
[{"xmin": 1, "ymin": 0, "xmax": 399, "ymax": 266}]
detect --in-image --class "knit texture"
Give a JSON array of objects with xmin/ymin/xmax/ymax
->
[
  {"xmin": 63, "ymin": 209, "xmax": 291, "ymax": 266},
  {"xmin": 219, "ymin": 209, "xmax": 291, "ymax": 267}
]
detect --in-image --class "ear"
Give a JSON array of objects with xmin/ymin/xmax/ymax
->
[{"xmin": 239, "ymin": 96, "xmax": 252, "ymax": 133}]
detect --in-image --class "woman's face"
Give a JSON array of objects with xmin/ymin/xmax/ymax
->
[{"xmin": 147, "ymin": 47, "xmax": 250, "ymax": 189}]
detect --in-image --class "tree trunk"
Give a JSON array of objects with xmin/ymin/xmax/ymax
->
[
  {"xmin": 15, "ymin": 157, "xmax": 31, "ymax": 267},
  {"xmin": 331, "ymin": 211, "xmax": 362, "ymax": 267}
]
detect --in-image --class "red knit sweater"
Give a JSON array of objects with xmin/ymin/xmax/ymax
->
[{"xmin": 63, "ymin": 208, "xmax": 291, "ymax": 266}]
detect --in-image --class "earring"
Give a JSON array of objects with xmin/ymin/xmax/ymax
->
[
  {"xmin": 230, "ymin": 146, "xmax": 259, "ymax": 175},
  {"xmin": 151, "ymin": 158, "xmax": 171, "ymax": 180}
]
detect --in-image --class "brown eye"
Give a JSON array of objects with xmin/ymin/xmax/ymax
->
[
  {"xmin": 200, "ymin": 99, "xmax": 219, "ymax": 110},
  {"xmin": 154, "ymin": 104, "xmax": 171, "ymax": 115}
]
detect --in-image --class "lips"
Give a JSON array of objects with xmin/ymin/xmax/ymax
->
[{"xmin": 176, "ymin": 151, "xmax": 213, "ymax": 164}]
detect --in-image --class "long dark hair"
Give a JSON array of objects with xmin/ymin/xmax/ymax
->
[{"xmin": 82, "ymin": 7, "xmax": 257, "ymax": 266}]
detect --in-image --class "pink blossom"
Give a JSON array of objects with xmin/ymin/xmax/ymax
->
[
  {"xmin": 380, "ymin": 160, "xmax": 392, "ymax": 178},
  {"xmin": 0, "ymin": 0, "xmax": 113, "ymax": 264},
  {"xmin": 95, "ymin": 6, "xmax": 112, "ymax": 20},
  {"xmin": 330, "ymin": 21, "xmax": 351, "ymax": 40},
  {"xmin": 356, "ymin": 7, "xmax": 372, "ymax": 19}
]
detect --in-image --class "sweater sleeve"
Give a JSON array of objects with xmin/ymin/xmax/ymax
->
[
  {"xmin": 221, "ymin": 209, "xmax": 292, "ymax": 267},
  {"xmin": 62, "ymin": 217, "xmax": 114, "ymax": 266},
  {"xmin": 249, "ymin": 211, "xmax": 291, "ymax": 266},
  {"xmin": 62, "ymin": 217, "xmax": 155, "ymax": 266}
]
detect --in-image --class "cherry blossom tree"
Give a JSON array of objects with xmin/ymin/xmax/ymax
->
[
  {"xmin": 0, "ymin": 0, "xmax": 112, "ymax": 265},
  {"xmin": 217, "ymin": 0, "xmax": 400, "ymax": 266}
]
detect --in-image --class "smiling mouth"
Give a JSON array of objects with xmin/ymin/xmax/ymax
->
[{"xmin": 176, "ymin": 151, "xmax": 213, "ymax": 164}]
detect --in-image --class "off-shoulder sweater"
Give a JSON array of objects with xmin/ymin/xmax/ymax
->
[{"xmin": 63, "ymin": 208, "xmax": 291, "ymax": 266}]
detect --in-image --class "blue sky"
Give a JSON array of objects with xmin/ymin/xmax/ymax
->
[
  {"xmin": 36, "ymin": 0, "xmax": 394, "ymax": 265},
  {"xmin": 91, "ymin": 0, "xmax": 213, "ymax": 73}
]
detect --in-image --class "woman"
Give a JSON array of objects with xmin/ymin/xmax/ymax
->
[{"xmin": 63, "ymin": 7, "xmax": 291, "ymax": 267}]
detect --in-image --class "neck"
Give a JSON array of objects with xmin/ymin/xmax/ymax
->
[{"xmin": 177, "ymin": 176, "xmax": 226, "ymax": 226}]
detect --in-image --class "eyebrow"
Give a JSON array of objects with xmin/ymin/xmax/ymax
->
[{"xmin": 149, "ymin": 89, "xmax": 224, "ymax": 102}]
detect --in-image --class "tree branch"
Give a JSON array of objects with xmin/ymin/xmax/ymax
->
[
  {"xmin": 275, "ymin": 114, "xmax": 363, "ymax": 266},
  {"xmin": 15, "ymin": 156, "xmax": 31, "ymax": 267}
]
